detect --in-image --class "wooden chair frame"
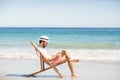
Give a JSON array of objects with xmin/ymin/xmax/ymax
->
[{"xmin": 27, "ymin": 42, "xmax": 65, "ymax": 78}]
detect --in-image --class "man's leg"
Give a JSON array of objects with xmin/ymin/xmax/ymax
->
[
  {"xmin": 61, "ymin": 50, "xmax": 79, "ymax": 62},
  {"xmin": 61, "ymin": 50, "xmax": 79, "ymax": 77}
]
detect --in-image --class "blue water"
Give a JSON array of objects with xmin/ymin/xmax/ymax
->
[{"xmin": 0, "ymin": 27, "xmax": 120, "ymax": 49}]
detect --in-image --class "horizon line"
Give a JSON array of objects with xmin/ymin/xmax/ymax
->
[{"xmin": 0, "ymin": 26, "xmax": 120, "ymax": 28}]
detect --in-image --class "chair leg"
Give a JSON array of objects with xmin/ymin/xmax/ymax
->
[
  {"xmin": 27, "ymin": 70, "xmax": 42, "ymax": 77},
  {"xmin": 46, "ymin": 62, "xmax": 63, "ymax": 78},
  {"xmin": 27, "ymin": 66, "xmax": 63, "ymax": 78},
  {"xmin": 51, "ymin": 66, "xmax": 63, "ymax": 78},
  {"xmin": 40, "ymin": 57, "xmax": 44, "ymax": 70}
]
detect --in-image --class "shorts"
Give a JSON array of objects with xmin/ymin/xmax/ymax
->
[{"xmin": 50, "ymin": 52, "xmax": 62, "ymax": 65}]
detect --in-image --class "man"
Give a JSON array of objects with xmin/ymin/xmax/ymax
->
[{"xmin": 38, "ymin": 35, "xmax": 79, "ymax": 77}]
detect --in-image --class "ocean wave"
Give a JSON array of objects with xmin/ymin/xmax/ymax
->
[{"xmin": 0, "ymin": 48, "xmax": 120, "ymax": 63}]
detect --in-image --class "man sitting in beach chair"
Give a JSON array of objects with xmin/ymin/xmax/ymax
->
[
  {"xmin": 38, "ymin": 35, "xmax": 79, "ymax": 77},
  {"xmin": 28, "ymin": 35, "xmax": 79, "ymax": 78}
]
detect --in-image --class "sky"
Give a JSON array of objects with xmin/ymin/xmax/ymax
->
[{"xmin": 0, "ymin": 0, "xmax": 120, "ymax": 28}]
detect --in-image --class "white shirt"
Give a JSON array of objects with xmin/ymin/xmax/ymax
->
[{"xmin": 38, "ymin": 47, "xmax": 50, "ymax": 58}]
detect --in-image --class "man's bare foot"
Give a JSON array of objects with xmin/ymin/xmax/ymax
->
[
  {"xmin": 71, "ymin": 74, "xmax": 79, "ymax": 78},
  {"xmin": 69, "ymin": 59, "xmax": 79, "ymax": 62}
]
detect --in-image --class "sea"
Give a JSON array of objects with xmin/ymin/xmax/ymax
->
[{"xmin": 0, "ymin": 27, "xmax": 120, "ymax": 62}]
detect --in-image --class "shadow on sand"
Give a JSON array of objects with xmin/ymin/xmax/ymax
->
[{"xmin": 6, "ymin": 74, "xmax": 59, "ymax": 78}]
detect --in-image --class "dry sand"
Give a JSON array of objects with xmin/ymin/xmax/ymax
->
[{"xmin": 0, "ymin": 58, "xmax": 120, "ymax": 80}]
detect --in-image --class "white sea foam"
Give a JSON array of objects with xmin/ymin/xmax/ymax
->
[{"xmin": 0, "ymin": 47, "xmax": 120, "ymax": 63}]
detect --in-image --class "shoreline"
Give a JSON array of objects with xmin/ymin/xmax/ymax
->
[{"xmin": 0, "ymin": 57, "xmax": 120, "ymax": 65}]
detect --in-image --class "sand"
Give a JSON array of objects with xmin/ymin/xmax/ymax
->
[{"xmin": 0, "ymin": 58, "xmax": 120, "ymax": 80}]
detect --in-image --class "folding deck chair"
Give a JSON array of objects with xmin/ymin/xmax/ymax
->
[{"xmin": 27, "ymin": 42, "xmax": 66, "ymax": 78}]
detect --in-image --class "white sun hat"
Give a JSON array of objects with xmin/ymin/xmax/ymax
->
[{"xmin": 39, "ymin": 35, "xmax": 50, "ymax": 42}]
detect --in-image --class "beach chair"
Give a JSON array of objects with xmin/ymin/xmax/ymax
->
[{"xmin": 27, "ymin": 42, "xmax": 66, "ymax": 78}]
